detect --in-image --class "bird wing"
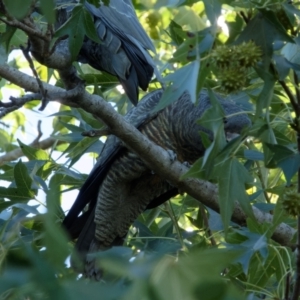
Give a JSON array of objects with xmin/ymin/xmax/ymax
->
[
  {"xmin": 62, "ymin": 90, "xmax": 163, "ymax": 236},
  {"xmin": 84, "ymin": 0, "xmax": 156, "ymax": 52}
]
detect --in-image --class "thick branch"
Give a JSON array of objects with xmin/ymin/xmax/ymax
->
[{"xmin": 0, "ymin": 63, "xmax": 296, "ymax": 247}]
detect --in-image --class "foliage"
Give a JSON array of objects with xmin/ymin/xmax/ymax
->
[{"xmin": 0, "ymin": 0, "xmax": 300, "ymax": 299}]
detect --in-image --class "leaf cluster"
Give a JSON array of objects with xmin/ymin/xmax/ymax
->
[{"xmin": 0, "ymin": 0, "xmax": 300, "ymax": 299}]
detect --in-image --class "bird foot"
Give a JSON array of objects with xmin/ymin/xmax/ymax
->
[
  {"xmin": 83, "ymin": 239, "xmax": 104, "ymax": 281},
  {"xmin": 166, "ymin": 149, "xmax": 177, "ymax": 163},
  {"xmin": 84, "ymin": 254, "xmax": 103, "ymax": 281},
  {"xmin": 225, "ymin": 132, "xmax": 239, "ymax": 142},
  {"xmin": 182, "ymin": 161, "xmax": 191, "ymax": 168}
]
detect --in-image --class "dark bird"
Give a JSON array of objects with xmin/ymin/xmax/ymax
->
[
  {"xmin": 56, "ymin": 0, "xmax": 157, "ymax": 105},
  {"xmin": 62, "ymin": 89, "xmax": 251, "ymax": 280}
]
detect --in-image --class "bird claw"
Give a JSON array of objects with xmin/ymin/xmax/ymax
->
[
  {"xmin": 84, "ymin": 254, "xmax": 103, "ymax": 281},
  {"xmin": 166, "ymin": 149, "xmax": 177, "ymax": 163},
  {"xmin": 225, "ymin": 132, "xmax": 240, "ymax": 142},
  {"xmin": 182, "ymin": 161, "xmax": 191, "ymax": 168}
]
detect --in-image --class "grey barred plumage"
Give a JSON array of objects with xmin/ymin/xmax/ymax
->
[
  {"xmin": 62, "ymin": 89, "xmax": 251, "ymax": 280},
  {"xmin": 55, "ymin": 0, "xmax": 157, "ymax": 105}
]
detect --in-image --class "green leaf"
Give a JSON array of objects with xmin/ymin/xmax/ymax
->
[
  {"xmin": 247, "ymin": 246, "xmax": 277, "ymax": 287},
  {"xmin": 14, "ymin": 160, "xmax": 35, "ymax": 199},
  {"xmin": 236, "ymin": 11, "xmax": 293, "ymax": 69},
  {"xmin": 244, "ymin": 150, "xmax": 264, "ymax": 161},
  {"xmin": 155, "ymin": 60, "xmax": 200, "ymax": 111},
  {"xmin": 226, "ymin": 13, "xmax": 244, "ymax": 44},
  {"xmin": 53, "ymin": 132, "xmax": 84, "ymax": 143},
  {"xmin": 12, "ymin": 203, "xmax": 39, "ymax": 215},
  {"xmin": 169, "ymin": 20, "xmax": 184, "ymax": 46},
  {"xmin": 218, "ymin": 158, "xmax": 253, "ymax": 232},
  {"xmin": 260, "ymin": 9, "xmax": 294, "ymax": 44},
  {"xmin": 265, "ymin": 144, "xmax": 300, "ymax": 184},
  {"xmin": 170, "ymin": 28, "xmax": 214, "ymax": 64},
  {"xmin": 3, "ymin": 0, "xmax": 32, "ymax": 20},
  {"xmin": 58, "ymin": 121, "xmax": 84, "ymax": 132},
  {"xmin": 0, "ymin": 25, "xmax": 16, "ymax": 53},
  {"xmin": 282, "ymin": 36, "xmax": 300, "ymax": 74},
  {"xmin": 151, "ymin": 248, "xmax": 243, "ymax": 300},
  {"xmin": 41, "ymin": 173, "xmax": 69, "ymax": 269},
  {"xmin": 87, "ymin": 0, "xmax": 102, "ymax": 7},
  {"xmin": 232, "ymin": 230, "xmax": 268, "ymax": 274},
  {"xmin": 273, "ymin": 54, "xmax": 300, "ymax": 81},
  {"xmin": 0, "ymin": 187, "xmax": 32, "ymax": 202},
  {"xmin": 173, "ymin": 6, "xmax": 205, "ymax": 31},
  {"xmin": 282, "ymin": 2, "xmax": 300, "ymax": 18},
  {"xmin": 67, "ymin": 136, "xmax": 98, "ymax": 157},
  {"xmin": 254, "ymin": 69, "xmax": 276, "ymax": 118},
  {"xmin": 82, "ymin": 7, "xmax": 101, "ymax": 43},
  {"xmin": 55, "ymin": 5, "xmax": 86, "ymax": 60},
  {"xmin": 202, "ymin": 0, "xmax": 221, "ymax": 25},
  {"xmin": 0, "ymin": 129, "xmax": 11, "ymax": 152},
  {"xmin": 40, "ymin": 0, "xmax": 56, "ymax": 24},
  {"xmin": 18, "ymin": 140, "xmax": 49, "ymax": 161},
  {"xmin": 25, "ymin": 244, "xmax": 68, "ymax": 300},
  {"xmin": 181, "ymin": 156, "xmax": 206, "ymax": 180},
  {"xmin": 198, "ymin": 89, "xmax": 226, "ymax": 178}
]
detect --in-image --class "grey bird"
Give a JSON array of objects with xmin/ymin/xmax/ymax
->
[
  {"xmin": 56, "ymin": 0, "xmax": 157, "ymax": 105},
  {"xmin": 62, "ymin": 89, "xmax": 251, "ymax": 280}
]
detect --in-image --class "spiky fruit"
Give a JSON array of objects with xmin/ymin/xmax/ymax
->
[
  {"xmin": 211, "ymin": 41, "xmax": 262, "ymax": 92},
  {"xmin": 219, "ymin": 67, "xmax": 247, "ymax": 93},
  {"xmin": 282, "ymin": 189, "xmax": 300, "ymax": 217},
  {"xmin": 211, "ymin": 45, "xmax": 233, "ymax": 69},
  {"xmin": 236, "ymin": 41, "xmax": 262, "ymax": 68},
  {"xmin": 211, "ymin": 41, "xmax": 262, "ymax": 70},
  {"xmin": 146, "ymin": 11, "xmax": 160, "ymax": 27}
]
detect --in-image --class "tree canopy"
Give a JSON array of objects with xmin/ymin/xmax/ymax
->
[{"xmin": 1, "ymin": 0, "xmax": 300, "ymax": 299}]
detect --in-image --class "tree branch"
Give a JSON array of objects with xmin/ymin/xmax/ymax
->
[
  {"xmin": 0, "ymin": 63, "xmax": 296, "ymax": 247},
  {"xmin": 20, "ymin": 45, "xmax": 49, "ymax": 110},
  {"xmin": 0, "ymin": 93, "xmax": 42, "ymax": 118},
  {"xmin": 0, "ymin": 16, "xmax": 50, "ymax": 42},
  {"xmin": 0, "ymin": 137, "xmax": 60, "ymax": 166}
]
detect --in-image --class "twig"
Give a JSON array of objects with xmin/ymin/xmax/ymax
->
[
  {"xmin": 20, "ymin": 44, "xmax": 49, "ymax": 110},
  {"xmin": 31, "ymin": 120, "xmax": 43, "ymax": 144},
  {"xmin": 294, "ymin": 71, "xmax": 300, "ymax": 105},
  {"xmin": 240, "ymin": 11, "xmax": 250, "ymax": 24},
  {"xmin": 255, "ymin": 160, "xmax": 271, "ymax": 203},
  {"xmin": 0, "ymin": 104, "xmax": 19, "ymax": 117},
  {"xmin": 81, "ymin": 128, "xmax": 111, "ymax": 137},
  {"xmin": 0, "ymin": 93, "xmax": 42, "ymax": 118},
  {"xmin": 164, "ymin": 201, "xmax": 186, "ymax": 250},
  {"xmin": 0, "ymin": 85, "xmax": 84, "ymax": 118},
  {"xmin": 284, "ymin": 272, "xmax": 290, "ymax": 300},
  {"xmin": 0, "ymin": 17, "xmax": 50, "ymax": 42},
  {"xmin": 0, "ymin": 121, "xmax": 9, "ymax": 128},
  {"xmin": 279, "ymin": 80, "xmax": 299, "ymax": 114},
  {"xmin": 200, "ymin": 205, "xmax": 217, "ymax": 246},
  {"xmin": 0, "ymin": 137, "xmax": 63, "ymax": 166}
]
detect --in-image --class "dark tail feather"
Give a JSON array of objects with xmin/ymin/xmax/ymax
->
[
  {"xmin": 70, "ymin": 208, "xmax": 96, "ymax": 273},
  {"xmin": 119, "ymin": 67, "xmax": 139, "ymax": 105}
]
